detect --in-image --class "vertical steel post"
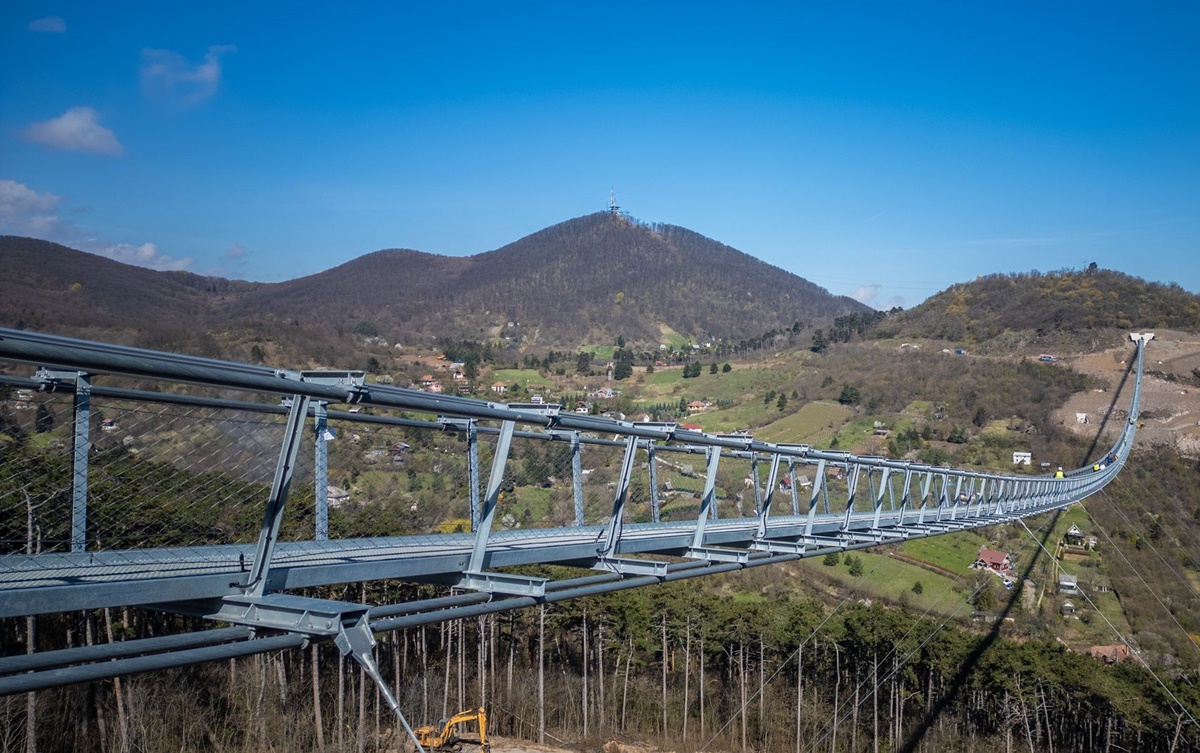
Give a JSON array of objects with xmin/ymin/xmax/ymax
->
[
  {"xmin": 788, "ymin": 459, "xmax": 800, "ymax": 516},
  {"xmin": 314, "ymin": 402, "xmax": 329, "ymax": 541},
  {"xmin": 647, "ymin": 442, "xmax": 661, "ymax": 523},
  {"xmin": 70, "ymin": 373, "xmax": 91, "ymax": 553},
  {"xmin": 571, "ymin": 432, "xmax": 584, "ymax": 526},
  {"xmin": 750, "ymin": 455, "xmax": 763, "ymax": 515},
  {"xmin": 467, "ymin": 420, "xmax": 481, "ymax": 531}
]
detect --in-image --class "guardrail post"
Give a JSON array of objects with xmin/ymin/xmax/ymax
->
[
  {"xmin": 571, "ymin": 432, "xmax": 584, "ymax": 526},
  {"xmin": 466, "ymin": 419, "xmax": 481, "ymax": 531},
  {"xmin": 467, "ymin": 420, "xmax": 515, "ymax": 573},
  {"xmin": 71, "ymin": 372, "xmax": 91, "ymax": 553},
  {"xmin": 598, "ymin": 435, "xmax": 640, "ymax": 559},
  {"xmin": 314, "ymin": 402, "xmax": 329, "ymax": 541},
  {"xmin": 647, "ymin": 441, "xmax": 661, "ymax": 523},
  {"xmin": 804, "ymin": 459, "xmax": 827, "ymax": 537},
  {"xmin": 754, "ymin": 454, "xmax": 782, "ymax": 539},
  {"xmin": 787, "ymin": 458, "xmax": 800, "ymax": 516}
]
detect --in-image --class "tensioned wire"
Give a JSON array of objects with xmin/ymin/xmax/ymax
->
[
  {"xmin": 698, "ymin": 548, "xmax": 974, "ymax": 753},
  {"xmin": 1098, "ymin": 470, "xmax": 1200, "ymax": 597},
  {"xmin": 1082, "ymin": 491, "xmax": 1200, "ymax": 664},
  {"xmin": 1018, "ymin": 518, "xmax": 1200, "ymax": 734},
  {"xmin": 799, "ymin": 574, "xmax": 988, "ymax": 753}
]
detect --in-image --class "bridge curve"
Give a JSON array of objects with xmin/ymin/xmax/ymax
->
[{"xmin": 0, "ymin": 328, "xmax": 1154, "ymax": 712}]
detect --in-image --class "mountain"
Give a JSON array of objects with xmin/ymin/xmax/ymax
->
[
  {"xmin": 870, "ymin": 269, "xmax": 1200, "ymax": 345},
  {"xmin": 1, "ymin": 214, "xmax": 869, "ymax": 351}
]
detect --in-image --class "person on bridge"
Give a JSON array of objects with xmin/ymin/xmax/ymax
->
[{"xmin": 1055, "ymin": 466, "xmax": 1065, "ymax": 478}]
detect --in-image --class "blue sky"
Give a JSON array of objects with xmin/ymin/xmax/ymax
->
[{"xmin": 2, "ymin": 3, "xmax": 1197, "ymax": 309}]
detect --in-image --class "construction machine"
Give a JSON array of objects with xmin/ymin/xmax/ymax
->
[{"xmin": 413, "ymin": 706, "xmax": 489, "ymax": 752}]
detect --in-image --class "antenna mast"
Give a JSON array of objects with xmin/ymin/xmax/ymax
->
[{"xmin": 609, "ymin": 187, "xmax": 620, "ymax": 216}]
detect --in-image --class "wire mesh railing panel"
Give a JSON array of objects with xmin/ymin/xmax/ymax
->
[
  {"xmin": 497, "ymin": 432, "xmax": 578, "ymax": 530},
  {"xmin": 85, "ymin": 399, "xmax": 287, "ymax": 550},
  {"xmin": 0, "ymin": 392, "xmax": 75, "ymax": 558},
  {"xmin": 578, "ymin": 441, "xmax": 627, "ymax": 525},
  {"xmin": 319, "ymin": 416, "xmax": 475, "ymax": 541}
]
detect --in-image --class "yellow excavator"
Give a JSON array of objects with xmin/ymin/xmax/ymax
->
[{"xmin": 413, "ymin": 706, "xmax": 489, "ymax": 752}]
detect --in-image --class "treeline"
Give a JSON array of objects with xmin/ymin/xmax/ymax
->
[
  {"xmin": 871, "ymin": 268, "xmax": 1200, "ymax": 344},
  {"xmin": 5, "ymin": 573, "xmax": 1198, "ymax": 753}
]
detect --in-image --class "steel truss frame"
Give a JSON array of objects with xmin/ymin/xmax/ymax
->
[{"xmin": 0, "ymin": 328, "xmax": 1154, "ymax": 714}]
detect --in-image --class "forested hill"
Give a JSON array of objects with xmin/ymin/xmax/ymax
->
[
  {"xmin": 227, "ymin": 212, "xmax": 870, "ymax": 344},
  {"xmin": 1, "ymin": 214, "xmax": 868, "ymax": 350},
  {"xmin": 870, "ymin": 269, "xmax": 1200, "ymax": 344}
]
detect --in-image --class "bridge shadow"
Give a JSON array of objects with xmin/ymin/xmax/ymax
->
[
  {"xmin": 1081, "ymin": 354, "xmax": 1134, "ymax": 466},
  {"xmin": 898, "ymin": 508, "xmax": 1061, "ymax": 753}
]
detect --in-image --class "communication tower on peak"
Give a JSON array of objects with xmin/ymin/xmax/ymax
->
[{"xmin": 609, "ymin": 187, "xmax": 620, "ymax": 216}]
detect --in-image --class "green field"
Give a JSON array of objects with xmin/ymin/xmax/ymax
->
[
  {"xmin": 754, "ymin": 402, "xmax": 852, "ymax": 444},
  {"xmin": 489, "ymin": 369, "xmax": 555, "ymax": 390},
  {"xmin": 799, "ymin": 552, "xmax": 972, "ymax": 616}
]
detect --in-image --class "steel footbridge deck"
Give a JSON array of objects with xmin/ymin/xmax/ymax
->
[{"xmin": 0, "ymin": 328, "xmax": 1154, "ymax": 724}]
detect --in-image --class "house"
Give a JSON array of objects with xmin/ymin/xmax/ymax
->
[
  {"xmin": 654, "ymin": 360, "xmax": 669, "ymax": 368},
  {"xmin": 100, "ymin": 418, "xmax": 118, "ymax": 432},
  {"xmin": 1012, "ymin": 451, "xmax": 1032, "ymax": 466},
  {"xmin": 1086, "ymin": 644, "xmax": 1132, "ymax": 665},
  {"xmin": 687, "ymin": 400, "xmax": 708, "ymax": 414},
  {"xmin": 574, "ymin": 401, "xmax": 592, "ymax": 414},
  {"xmin": 679, "ymin": 423, "xmax": 703, "ymax": 431},
  {"xmin": 326, "ymin": 486, "xmax": 350, "ymax": 507},
  {"xmin": 491, "ymin": 382, "xmax": 508, "ymax": 394},
  {"xmin": 1075, "ymin": 412, "xmax": 1090, "ymax": 424},
  {"xmin": 529, "ymin": 395, "xmax": 544, "ymax": 405},
  {"xmin": 827, "ymin": 466, "xmax": 845, "ymax": 481},
  {"xmin": 426, "ymin": 381, "xmax": 444, "ymax": 394},
  {"xmin": 1060, "ymin": 600, "xmax": 1076, "ymax": 617},
  {"xmin": 1058, "ymin": 572, "xmax": 1079, "ymax": 595},
  {"xmin": 975, "ymin": 547, "xmax": 1014, "ymax": 574},
  {"xmin": 420, "ymin": 374, "xmax": 436, "ymax": 388},
  {"xmin": 1065, "ymin": 524, "xmax": 1085, "ymax": 543}
]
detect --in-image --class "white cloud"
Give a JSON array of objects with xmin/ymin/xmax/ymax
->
[
  {"xmin": 0, "ymin": 178, "xmax": 193, "ymax": 271},
  {"xmin": 850, "ymin": 284, "xmax": 881, "ymax": 307},
  {"xmin": 225, "ymin": 243, "xmax": 248, "ymax": 262},
  {"xmin": 141, "ymin": 45, "xmax": 236, "ymax": 107},
  {"xmin": 28, "ymin": 16, "xmax": 66, "ymax": 33},
  {"xmin": 21, "ymin": 107, "xmax": 123, "ymax": 155}
]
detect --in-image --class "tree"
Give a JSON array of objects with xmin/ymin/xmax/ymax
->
[
  {"xmin": 947, "ymin": 425, "xmax": 967, "ymax": 444},
  {"xmin": 848, "ymin": 556, "xmax": 864, "ymax": 577},
  {"xmin": 35, "ymin": 403, "xmax": 53, "ymax": 434},
  {"xmin": 823, "ymin": 552, "xmax": 840, "ymax": 567},
  {"xmin": 972, "ymin": 406, "xmax": 989, "ymax": 427},
  {"xmin": 352, "ymin": 321, "xmax": 378, "ymax": 337},
  {"xmin": 709, "ymin": 363, "xmax": 718, "ymax": 375},
  {"xmin": 722, "ymin": 363, "xmax": 732, "ymax": 373},
  {"xmin": 776, "ymin": 393, "xmax": 788, "ymax": 411},
  {"xmin": 912, "ymin": 581, "xmax": 924, "ymax": 594},
  {"xmin": 838, "ymin": 385, "xmax": 861, "ymax": 406},
  {"xmin": 763, "ymin": 389, "xmax": 776, "ymax": 406},
  {"xmin": 576, "ymin": 352, "xmax": 592, "ymax": 375},
  {"xmin": 810, "ymin": 329, "xmax": 829, "ymax": 353}
]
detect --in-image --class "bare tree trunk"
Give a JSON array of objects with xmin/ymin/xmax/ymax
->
[
  {"xmin": 85, "ymin": 616, "xmax": 108, "ymax": 753},
  {"xmin": 337, "ymin": 653, "xmax": 345, "ymax": 751},
  {"xmin": 662, "ymin": 613, "xmax": 668, "ymax": 737},
  {"xmin": 312, "ymin": 645, "xmax": 325, "ymax": 752},
  {"xmin": 457, "ymin": 619, "xmax": 466, "ymax": 712},
  {"xmin": 357, "ymin": 660, "xmax": 366, "ymax": 753},
  {"xmin": 621, "ymin": 635, "xmax": 633, "ymax": 733},
  {"xmin": 102, "ymin": 610, "xmax": 128, "ymax": 753},
  {"xmin": 421, "ymin": 624, "xmax": 429, "ymax": 723},
  {"xmin": 699, "ymin": 634, "xmax": 706, "ymax": 740},
  {"xmin": 831, "ymin": 645, "xmax": 840, "ymax": 753},
  {"xmin": 582, "ymin": 608, "xmax": 589, "ymax": 738},
  {"xmin": 683, "ymin": 617, "xmax": 691, "ymax": 744},
  {"xmin": 795, "ymin": 642, "xmax": 803, "ymax": 753},
  {"xmin": 258, "ymin": 655, "xmax": 268, "ymax": 752},
  {"xmin": 538, "ymin": 605, "xmax": 546, "ymax": 744},
  {"xmin": 874, "ymin": 649, "xmax": 880, "ymax": 753},
  {"xmin": 442, "ymin": 621, "xmax": 452, "ymax": 718},
  {"xmin": 24, "ymin": 491, "xmax": 37, "ymax": 753},
  {"xmin": 740, "ymin": 643, "xmax": 747, "ymax": 753},
  {"xmin": 759, "ymin": 634, "xmax": 766, "ymax": 745},
  {"xmin": 598, "ymin": 620, "xmax": 605, "ymax": 734},
  {"xmin": 852, "ymin": 669, "xmax": 859, "ymax": 753}
]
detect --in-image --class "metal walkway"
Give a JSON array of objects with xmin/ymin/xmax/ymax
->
[{"xmin": 0, "ymin": 328, "xmax": 1153, "ymax": 711}]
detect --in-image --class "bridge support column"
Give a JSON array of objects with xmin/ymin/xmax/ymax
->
[
  {"xmin": 70, "ymin": 373, "xmax": 91, "ymax": 553},
  {"xmin": 314, "ymin": 402, "xmax": 329, "ymax": 541}
]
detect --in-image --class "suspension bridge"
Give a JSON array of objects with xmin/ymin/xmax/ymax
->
[{"xmin": 0, "ymin": 327, "xmax": 1154, "ymax": 744}]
